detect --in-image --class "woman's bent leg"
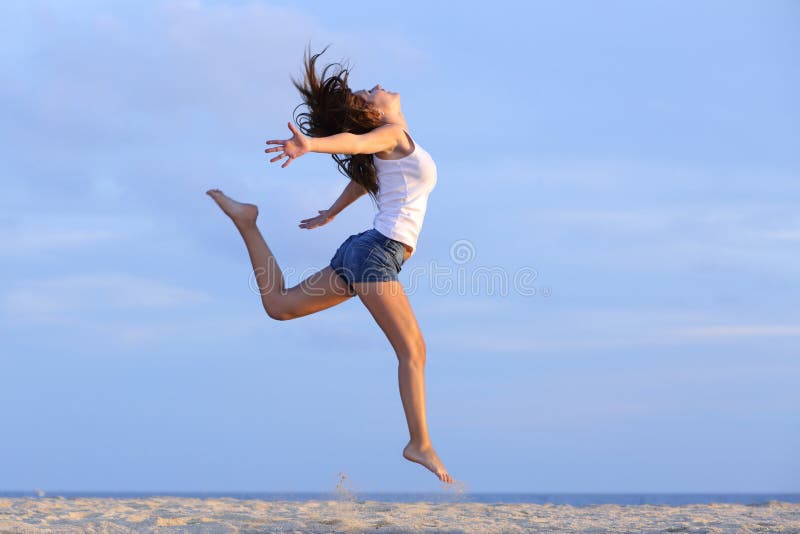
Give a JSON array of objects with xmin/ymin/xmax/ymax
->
[
  {"xmin": 352, "ymin": 279, "xmax": 453, "ymax": 484},
  {"xmin": 207, "ymin": 189, "xmax": 353, "ymax": 320}
]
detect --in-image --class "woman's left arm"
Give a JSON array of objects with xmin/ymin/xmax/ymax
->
[{"xmin": 299, "ymin": 180, "xmax": 367, "ymax": 230}]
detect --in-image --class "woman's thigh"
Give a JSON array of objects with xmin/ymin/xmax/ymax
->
[
  {"xmin": 352, "ymin": 280, "xmax": 425, "ymax": 358},
  {"xmin": 275, "ymin": 265, "xmax": 355, "ymax": 319}
]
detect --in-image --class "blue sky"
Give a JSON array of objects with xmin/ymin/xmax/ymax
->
[{"xmin": 1, "ymin": 0, "xmax": 798, "ymax": 493}]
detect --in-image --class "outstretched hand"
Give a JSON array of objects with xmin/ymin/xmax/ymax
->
[
  {"xmin": 265, "ymin": 122, "xmax": 311, "ymax": 168},
  {"xmin": 299, "ymin": 209, "xmax": 334, "ymax": 230}
]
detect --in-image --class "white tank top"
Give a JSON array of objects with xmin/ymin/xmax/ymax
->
[{"xmin": 372, "ymin": 129, "xmax": 438, "ymax": 257}]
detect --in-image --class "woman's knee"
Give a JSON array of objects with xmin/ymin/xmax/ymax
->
[
  {"xmin": 397, "ymin": 336, "xmax": 426, "ymax": 364},
  {"xmin": 263, "ymin": 301, "xmax": 296, "ymax": 321}
]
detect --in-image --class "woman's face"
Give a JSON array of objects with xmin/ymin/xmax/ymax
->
[{"xmin": 354, "ymin": 84, "xmax": 400, "ymax": 114}]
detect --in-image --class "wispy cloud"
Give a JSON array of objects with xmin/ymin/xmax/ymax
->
[
  {"xmin": 745, "ymin": 228, "xmax": 800, "ymax": 241},
  {"xmin": 2, "ymin": 274, "xmax": 212, "ymax": 324},
  {"xmin": 103, "ymin": 312, "xmax": 268, "ymax": 346},
  {"xmin": 0, "ymin": 213, "xmax": 154, "ymax": 256},
  {"xmin": 671, "ymin": 324, "xmax": 800, "ymax": 339},
  {"xmin": 4, "ymin": 0, "xmax": 431, "ymax": 136},
  {"xmin": 430, "ymin": 304, "xmax": 800, "ymax": 354}
]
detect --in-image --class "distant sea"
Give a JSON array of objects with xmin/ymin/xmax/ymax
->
[{"xmin": 1, "ymin": 491, "xmax": 797, "ymax": 506}]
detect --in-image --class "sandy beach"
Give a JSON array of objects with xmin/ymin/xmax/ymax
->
[{"xmin": 0, "ymin": 497, "xmax": 798, "ymax": 533}]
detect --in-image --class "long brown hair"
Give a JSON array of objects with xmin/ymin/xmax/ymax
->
[{"xmin": 290, "ymin": 44, "xmax": 384, "ymax": 205}]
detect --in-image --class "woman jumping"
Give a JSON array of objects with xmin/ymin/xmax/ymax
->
[{"xmin": 206, "ymin": 45, "xmax": 452, "ymax": 484}]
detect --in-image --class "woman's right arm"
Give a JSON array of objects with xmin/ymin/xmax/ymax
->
[
  {"xmin": 310, "ymin": 124, "xmax": 403, "ymax": 155},
  {"xmin": 267, "ymin": 122, "xmax": 403, "ymax": 168}
]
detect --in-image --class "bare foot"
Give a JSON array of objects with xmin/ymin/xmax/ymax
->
[
  {"xmin": 206, "ymin": 188, "xmax": 258, "ymax": 227},
  {"xmin": 403, "ymin": 441, "xmax": 453, "ymax": 484}
]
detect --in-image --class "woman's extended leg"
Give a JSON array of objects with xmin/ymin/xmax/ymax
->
[
  {"xmin": 207, "ymin": 189, "xmax": 353, "ymax": 319},
  {"xmin": 352, "ymin": 280, "xmax": 453, "ymax": 484}
]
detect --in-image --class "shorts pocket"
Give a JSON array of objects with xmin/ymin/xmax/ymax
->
[{"xmin": 392, "ymin": 243, "xmax": 405, "ymax": 270}]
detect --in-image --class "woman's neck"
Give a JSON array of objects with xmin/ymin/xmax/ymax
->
[{"xmin": 382, "ymin": 110, "xmax": 408, "ymax": 131}]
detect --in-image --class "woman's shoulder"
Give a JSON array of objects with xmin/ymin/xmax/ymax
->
[{"xmin": 373, "ymin": 125, "xmax": 415, "ymax": 161}]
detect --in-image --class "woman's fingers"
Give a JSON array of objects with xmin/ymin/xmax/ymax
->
[
  {"xmin": 300, "ymin": 213, "xmax": 323, "ymax": 223},
  {"xmin": 265, "ymin": 128, "xmax": 301, "ymax": 168},
  {"xmin": 299, "ymin": 215, "xmax": 328, "ymax": 229},
  {"xmin": 300, "ymin": 210, "xmax": 328, "ymax": 228}
]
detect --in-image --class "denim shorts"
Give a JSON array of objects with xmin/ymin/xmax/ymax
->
[{"xmin": 329, "ymin": 228, "xmax": 408, "ymax": 294}]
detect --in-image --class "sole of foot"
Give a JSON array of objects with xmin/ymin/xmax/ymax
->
[{"xmin": 206, "ymin": 188, "xmax": 258, "ymax": 226}]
